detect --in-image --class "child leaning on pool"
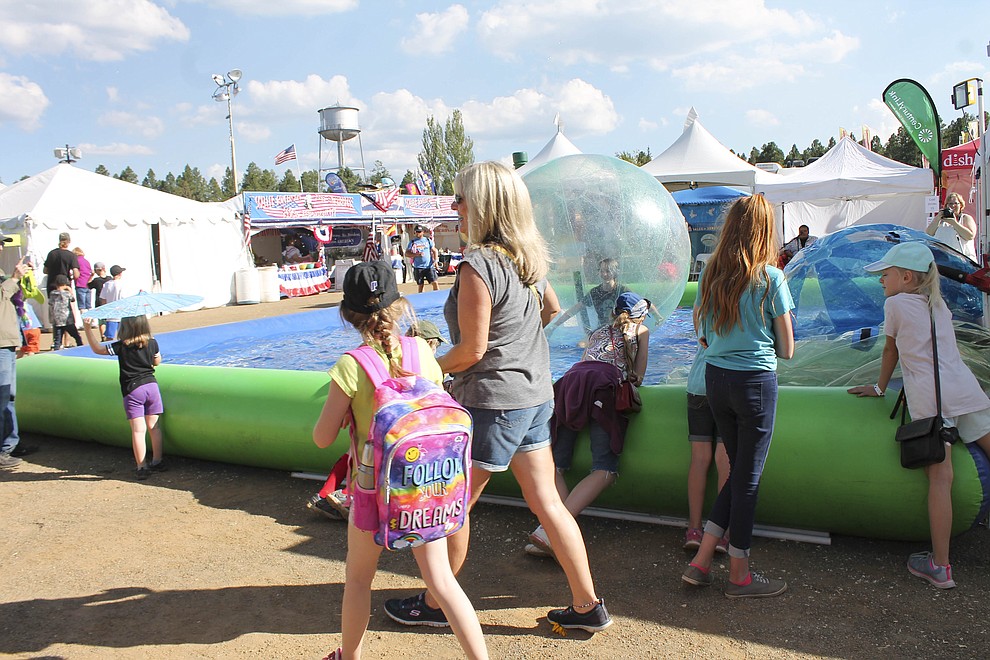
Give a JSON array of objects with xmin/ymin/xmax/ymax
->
[
  {"xmin": 311, "ymin": 262, "xmax": 487, "ymax": 660},
  {"xmin": 83, "ymin": 315, "xmax": 165, "ymax": 480},
  {"xmin": 848, "ymin": 241, "xmax": 990, "ymax": 589}
]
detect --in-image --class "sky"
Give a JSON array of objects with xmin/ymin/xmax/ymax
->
[{"xmin": 1, "ymin": 0, "xmax": 987, "ymax": 188}]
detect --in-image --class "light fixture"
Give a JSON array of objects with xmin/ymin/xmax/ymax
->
[
  {"xmin": 211, "ymin": 69, "xmax": 242, "ymax": 195},
  {"xmin": 53, "ymin": 144, "xmax": 82, "ymax": 164}
]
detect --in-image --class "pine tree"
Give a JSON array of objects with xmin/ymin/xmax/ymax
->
[
  {"xmin": 418, "ymin": 110, "xmax": 474, "ymax": 195},
  {"xmin": 142, "ymin": 169, "xmax": 159, "ymax": 189}
]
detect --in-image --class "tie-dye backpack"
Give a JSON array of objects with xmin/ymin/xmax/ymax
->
[{"xmin": 347, "ymin": 336, "xmax": 472, "ymax": 550}]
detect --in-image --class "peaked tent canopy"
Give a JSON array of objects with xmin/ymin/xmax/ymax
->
[
  {"xmin": 754, "ymin": 137, "xmax": 935, "ymax": 240},
  {"xmin": 0, "ymin": 164, "xmax": 250, "ymax": 309},
  {"xmin": 642, "ymin": 109, "xmax": 766, "ymax": 191},
  {"xmin": 516, "ymin": 128, "xmax": 582, "ymax": 177}
]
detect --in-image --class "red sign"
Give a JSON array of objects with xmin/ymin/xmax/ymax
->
[{"xmin": 941, "ymin": 139, "xmax": 978, "ymax": 171}]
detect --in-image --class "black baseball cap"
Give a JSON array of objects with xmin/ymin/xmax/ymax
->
[
  {"xmin": 110, "ymin": 265, "xmax": 126, "ymax": 277},
  {"xmin": 342, "ymin": 261, "xmax": 400, "ymax": 314},
  {"xmin": 414, "ymin": 225, "xmax": 425, "ymax": 232}
]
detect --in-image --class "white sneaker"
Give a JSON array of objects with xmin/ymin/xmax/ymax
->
[{"xmin": 528, "ymin": 526, "xmax": 556, "ymax": 560}]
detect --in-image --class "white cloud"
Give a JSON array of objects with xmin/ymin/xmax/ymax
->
[
  {"xmin": 106, "ymin": 87, "xmax": 120, "ymax": 103},
  {"xmin": 0, "ymin": 72, "xmax": 49, "ymax": 130},
  {"xmin": 200, "ymin": 0, "xmax": 357, "ymax": 16},
  {"xmin": 79, "ymin": 142, "xmax": 154, "ymax": 157},
  {"xmin": 638, "ymin": 118, "xmax": 658, "ymax": 131},
  {"xmin": 237, "ymin": 122, "xmax": 272, "ymax": 142},
  {"xmin": 0, "ymin": 0, "xmax": 189, "ymax": 61},
  {"xmin": 745, "ymin": 109, "xmax": 780, "ymax": 128},
  {"xmin": 672, "ymin": 55, "xmax": 805, "ymax": 92},
  {"xmin": 99, "ymin": 111, "xmax": 165, "ymax": 139},
  {"xmin": 476, "ymin": 0, "xmax": 855, "ymax": 88},
  {"xmin": 245, "ymin": 74, "xmax": 361, "ymax": 118},
  {"xmin": 400, "ymin": 4, "xmax": 469, "ymax": 55}
]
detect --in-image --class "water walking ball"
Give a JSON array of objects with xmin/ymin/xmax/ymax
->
[
  {"xmin": 784, "ymin": 223, "xmax": 983, "ymax": 338},
  {"xmin": 523, "ymin": 154, "xmax": 690, "ymax": 342}
]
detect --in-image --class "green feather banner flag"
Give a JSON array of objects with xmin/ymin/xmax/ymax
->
[{"xmin": 883, "ymin": 79, "xmax": 942, "ymax": 176}]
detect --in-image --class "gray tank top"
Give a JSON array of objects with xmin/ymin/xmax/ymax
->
[{"xmin": 444, "ymin": 247, "xmax": 552, "ymax": 409}]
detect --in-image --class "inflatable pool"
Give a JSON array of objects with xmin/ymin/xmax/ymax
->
[{"xmin": 19, "ymin": 284, "xmax": 989, "ymax": 542}]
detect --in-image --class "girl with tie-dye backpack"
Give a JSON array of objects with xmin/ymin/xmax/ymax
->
[{"xmin": 313, "ymin": 261, "xmax": 487, "ymax": 660}]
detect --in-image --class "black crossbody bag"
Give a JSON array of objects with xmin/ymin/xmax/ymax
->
[{"xmin": 890, "ymin": 313, "xmax": 960, "ymax": 469}]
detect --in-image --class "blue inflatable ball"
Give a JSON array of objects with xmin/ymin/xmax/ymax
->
[
  {"xmin": 523, "ymin": 154, "xmax": 690, "ymax": 343},
  {"xmin": 784, "ymin": 223, "xmax": 983, "ymax": 338}
]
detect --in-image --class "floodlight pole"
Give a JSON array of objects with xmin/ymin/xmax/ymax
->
[
  {"xmin": 226, "ymin": 93, "xmax": 239, "ymax": 196},
  {"xmin": 212, "ymin": 70, "xmax": 241, "ymax": 195}
]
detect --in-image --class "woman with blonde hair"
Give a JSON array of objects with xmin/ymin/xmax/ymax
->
[
  {"xmin": 384, "ymin": 161, "xmax": 613, "ymax": 633},
  {"xmin": 681, "ymin": 194, "xmax": 795, "ymax": 598},
  {"xmin": 926, "ymin": 192, "xmax": 978, "ymax": 262}
]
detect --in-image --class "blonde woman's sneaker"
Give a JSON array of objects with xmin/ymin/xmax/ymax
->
[
  {"xmin": 724, "ymin": 572, "xmax": 787, "ymax": 598},
  {"xmin": 547, "ymin": 599, "xmax": 613, "ymax": 633},
  {"xmin": 683, "ymin": 528, "xmax": 703, "ymax": 550},
  {"xmin": 907, "ymin": 552, "xmax": 956, "ymax": 589},
  {"xmin": 681, "ymin": 563, "xmax": 713, "ymax": 586}
]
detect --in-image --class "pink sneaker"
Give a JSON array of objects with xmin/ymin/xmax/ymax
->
[
  {"xmin": 715, "ymin": 535, "xmax": 729, "ymax": 554},
  {"xmin": 683, "ymin": 528, "xmax": 703, "ymax": 550}
]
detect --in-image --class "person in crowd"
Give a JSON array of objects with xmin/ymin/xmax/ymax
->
[
  {"xmin": 925, "ymin": 192, "xmax": 978, "ymax": 262},
  {"xmin": 526, "ymin": 292, "xmax": 650, "ymax": 559},
  {"xmin": 312, "ymin": 262, "xmax": 487, "ymax": 660},
  {"xmin": 546, "ymin": 258, "xmax": 631, "ymax": 337},
  {"xmin": 848, "ymin": 242, "xmax": 990, "ymax": 589},
  {"xmin": 88, "ymin": 262, "xmax": 112, "ymax": 340},
  {"xmin": 83, "ymin": 315, "xmax": 165, "ymax": 480},
  {"xmin": 100, "ymin": 265, "xmax": 127, "ymax": 341},
  {"xmin": 778, "ymin": 224, "xmax": 817, "ymax": 267},
  {"xmin": 385, "ymin": 161, "xmax": 613, "ymax": 634},
  {"xmin": 43, "ymin": 231, "xmax": 79, "ymax": 294},
  {"xmin": 389, "ymin": 241, "xmax": 406, "ymax": 284},
  {"xmin": 48, "ymin": 275, "xmax": 82, "ymax": 351},
  {"xmin": 682, "ymin": 194, "xmax": 794, "ymax": 599},
  {"xmin": 0, "ymin": 235, "xmax": 28, "ymax": 469},
  {"xmin": 305, "ymin": 319, "xmax": 447, "ymax": 523},
  {"xmin": 282, "ymin": 237, "xmax": 308, "ymax": 265},
  {"xmin": 405, "ymin": 225, "xmax": 439, "ymax": 293},
  {"xmin": 73, "ymin": 247, "xmax": 93, "ymax": 311},
  {"xmin": 684, "ymin": 345, "xmax": 730, "ymax": 553}
]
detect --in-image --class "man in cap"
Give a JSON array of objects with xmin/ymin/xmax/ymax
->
[
  {"xmin": 0, "ymin": 233, "xmax": 29, "ymax": 468},
  {"xmin": 99, "ymin": 265, "xmax": 127, "ymax": 340},
  {"xmin": 404, "ymin": 225, "xmax": 439, "ymax": 293},
  {"xmin": 43, "ymin": 231, "xmax": 80, "ymax": 295}
]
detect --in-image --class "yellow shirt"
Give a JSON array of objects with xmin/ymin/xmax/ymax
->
[{"xmin": 327, "ymin": 336, "xmax": 444, "ymax": 450}]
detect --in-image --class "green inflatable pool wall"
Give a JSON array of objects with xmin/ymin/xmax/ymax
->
[{"xmin": 18, "ymin": 353, "xmax": 985, "ymax": 541}]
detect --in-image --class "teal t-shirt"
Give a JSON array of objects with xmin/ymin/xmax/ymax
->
[
  {"xmin": 695, "ymin": 266, "xmax": 793, "ymax": 372},
  {"xmin": 686, "ymin": 344, "xmax": 707, "ymax": 395}
]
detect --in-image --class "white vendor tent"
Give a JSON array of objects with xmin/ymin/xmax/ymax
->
[
  {"xmin": 754, "ymin": 137, "xmax": 935, "ymax": 241},
  {"xmin": 516, "ymin": 128, "xmax": 582, "ymax": 177},
  {"xmin": 642, "ymin": 109, "xmax": 765, "ymax": 191},
  {"xmin": 0, "ymin": 164, "xmax": 250, "ymax": 310}
]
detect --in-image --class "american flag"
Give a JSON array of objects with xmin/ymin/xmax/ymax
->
[
  {"xmin": 362, "ymin": 230, "xmax": 380, "ymax": 262},
  {"xmin": 360, "ymin": 188, "xmax": 402, "ymax": 213},
  {"xmin": 274, "ymin": 144, "xmax": 296, "ymax": 165},
  {"xmin": 403, "ymin": 195, "xmax": 457, "ymax": 216},
  {"xmin": 240, "ymin": 212, "xmax": 252, "ymax": 247},
  {"xmin": 250, "ymin": 193, "xmax": 359, "ymax": 219}
]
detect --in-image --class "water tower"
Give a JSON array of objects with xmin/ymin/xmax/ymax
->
[{"xmin": 318, "ymin": 105, "xmax": 367, "ymax": 190}]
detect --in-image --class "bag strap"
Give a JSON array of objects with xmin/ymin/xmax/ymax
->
[
  {"xmin": 889, "ymin": 389, "xmax": 908, "ymax": 424},
  {"xmin": 347, "ymin": 335, "xmax": 421, "ymax": 388},
  {"xmin": 399, "ymin": 335, "xmax": 419, "ymax": 374},
  {"xmin": 930, "ymin": 313, "xmax": 944, "ymax": 418}
]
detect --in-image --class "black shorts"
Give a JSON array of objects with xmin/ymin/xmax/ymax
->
[
  {"xmin": 687, "ymin": 393, "xmax": 722, "ymax": 443},
  {"xmin": 414, "ymin": 266, "xmax": 438, "ymax": 285}
]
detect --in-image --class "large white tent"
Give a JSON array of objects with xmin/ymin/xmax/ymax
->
[
  {"xmin": 642, "ymin": 109, "xmax": 765, "ymax": 191},
  {"xmin": 754, "ymin": 137, "xmax": 935, "ymax": 241},
  {"xmin": 0, "ymin": 164, "xmax": 250, "ymax": 310},
  {"xmin": 516, "ymin": 128, "xmax": 582, "ymax": 176}
]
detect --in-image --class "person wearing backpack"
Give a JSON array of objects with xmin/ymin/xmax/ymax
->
[
  {"xmin": 384, "ymin": 161, "xmax": 613, "ymax": 634},
  {"xmin": 312, "ymin": 261, "xmax": 487, "ymax": 660}
]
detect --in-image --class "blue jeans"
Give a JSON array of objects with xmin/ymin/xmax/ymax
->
[
  {"xmin": 76, "ymin": 287, "xmax": 91, "ymax": 310},
  {"xmin": 0, "ymin": 348, "xmax": 17, "ymax": 453},
  {"xmin": 703, "ymin": 365, "xmax": 778, "ymax": 557}
]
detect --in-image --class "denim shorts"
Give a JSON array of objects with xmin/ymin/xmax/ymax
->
[
  {"xmin": 466, "ymin": 400, "xmax": 553, "ymax": 472},
  {"xmin": 122, "ymin": 383, "xmax": 164, "ymax": 420},
  {"xmin": 687, "ymin": 393, "xmax": 722, "ymax": 443},
  {"xmin": 552, "ymin": 422, "xmax": 620, "ymax": 474}
]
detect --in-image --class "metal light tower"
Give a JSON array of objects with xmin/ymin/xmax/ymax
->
[
  {"xmin": 53, "ymin": 144, "xmax": 82, "ymax": 164},
  {"xmin": 212, "ymin": 69, "xmax": 242, "ymax": 195}
]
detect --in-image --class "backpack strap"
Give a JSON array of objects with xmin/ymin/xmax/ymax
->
[
  {"xmin": 399, "ymin": 335, "xmax": 420, "ymax": 374},
  {"xmin": 346, "ymin": 345, "xmax": 391, "ymax": 388}
]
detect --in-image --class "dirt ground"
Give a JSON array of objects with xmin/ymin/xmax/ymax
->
[{"xmin": 4, "ymin": 281, "xmax": 990, "ymax": 659}]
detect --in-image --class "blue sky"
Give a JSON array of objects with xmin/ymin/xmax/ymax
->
[{"xmin": 1, "ymin": 0, "xmax": 987, "ymax": 187}]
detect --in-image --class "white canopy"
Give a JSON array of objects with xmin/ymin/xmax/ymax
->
[
  {"xmin": 0, "ymin": 164, "xmax": 250, "ymax": 309},
  {"xmin": 754, "ymin": 138, "xmax": 935, "ymax": 239},
  {"xmin": 642, "ymin": 109, "xmax": 765, "ymax": 191},
  {"xmin": 516, "ymin": 128, "xmax": 582, "ymax": 176}
]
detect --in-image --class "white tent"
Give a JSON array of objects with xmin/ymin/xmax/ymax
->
[
  {"xmin": 516, "ymin": 128, "xmax": 582, "ymax": 176},
  {"xmin": 0, "ymin": 164, "xmax": 250, "ymax": 310},
  {"xmin": 642, "ymin": 109, "xmax": 765, "ymax": 191},
  {"xmin": 754, "ymin": 137, "xmax": 935, "ymax": 240}
]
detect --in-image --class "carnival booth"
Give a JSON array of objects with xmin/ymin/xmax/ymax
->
[{"xmin": 242, "ymin": 190, "xmax": 459, "ymax": 298}]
